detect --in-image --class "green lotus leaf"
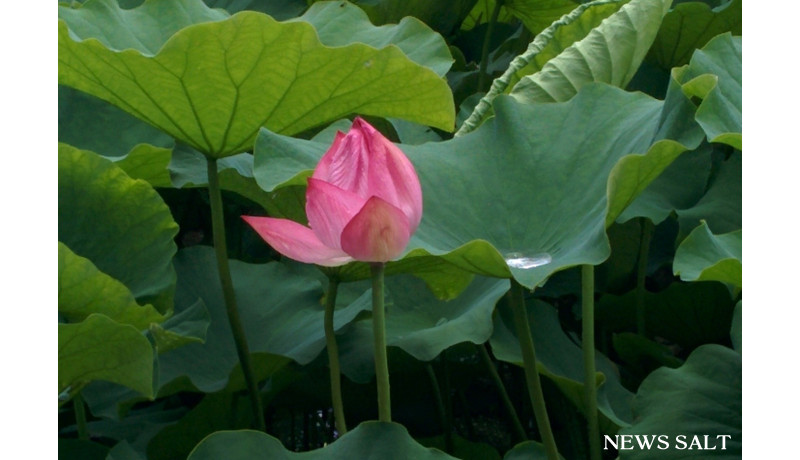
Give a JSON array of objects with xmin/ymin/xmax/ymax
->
[
  {"xmin": 647, "ymin": 0, "xmax": 741, "ymax": 69},
  {"xmin": 504, "ymin": 441, "xmax": 566, "ymax": 460},
  {"xmin": 107, "ymin": 441, "xmax": 147, "ymax": 460},
  {"xmin": 677, "ymin": 151, "xmax": 741, "ymax": 236},
  {"xmin": 59, "ymin": 0, "xmax": 455, "ymax": 158},
  {"xmin": 419, "ymin": 434, "xmax": 501, "ymax": 460},
  {"xmin": 206, "ymin": 0, "xmax": 307, "ymax": 18},
  {"xmin": 255, "ymin": 84, "xmax": 700, "ymax": 288},
  {"xmin": 617, "ymin": 142, "xmax": 714, "ymax": 225},
  {"xmin": 509, "ymin": 0, "xmax": 670, "ymax": 104},
  {"xmin": 673, "ymin": 33, "xmax": 741, "ymax": 149},
  {"xmin": 187, "ymin": 421, "xmax": 459, "ymax": 459},
  {"xmin": 457, "ymin": 0, "xmax": 627, "ymax": 134},
  {"xmin": 147, "ymin": 298, "xmax": 210, "ymax": 353},
  {"xmin": 597, "ymin": 281, "xmax": 735, "ymax": 351},
  {"xmin": 296, "ymin": 1, "xmax": 452, "ymax": 77},
  {"xmin": 58, "ymin": 86, "xmax": 172, "ymax": 157},
  {"xmin": 334, "ymin": 274, "xmax": 509, "ymax": 382},
  {"xmin": 155, "ymin": 246, "xmax": 369, "ymax": 393},
  {"xmin": 59, "ymin": 242, "xmax": 165, "ymax": 330},
  {"xmin": 462, "ymin": 0, "xmax": 579, "ymax": 34},
  {"xmin": 58, "ymin": 144, "xmax": 178, "ymax": 313},
  {"xmin": 349, "ymin": 0, "xmax": 477, "ymax": 37},
  {"xmin": 673, "ymin": 221, "xmax": 741, "ymax": 288},
  {"xmin": 59, "ymin": 314, "xmax": 154, "ymax": 399},
  {"xmin": 491, "ymin": 299, "xmax": 633, "ymax": 428},
  {"xmin": 619, "ymin": 345, "xmax": 741, "ymax": 459}
]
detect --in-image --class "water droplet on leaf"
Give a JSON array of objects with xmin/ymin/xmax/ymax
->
[{"xmin": 503, "ymin": 252, "xmax": 552, "ymax": 269}]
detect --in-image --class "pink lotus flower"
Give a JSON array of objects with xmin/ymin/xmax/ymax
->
[{"xmin": 243, "ymin": 118, "xmax": 423, "ymax": 266}]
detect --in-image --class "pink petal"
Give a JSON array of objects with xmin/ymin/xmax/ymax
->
[
  {"xmin": 340, "ymin": 196, "xmax": 411, "ymax": 263},
  {"xmin": 313, "ymin": 118, "xmax": 423, "ymax": 232},
  {"xmin": 305, "ymin": 178, "xmax": 367, "ymax": 250},
  {"xmin": 312, "ymin": 129, "xmax": 369, "ymax": 193},
  {"xmin": 242, "ymin": 216, "xmax": 353, "ymax": 267},
  {"xmin": 359, "ymin": 118, "xmax": 423, "ymax": 232}
]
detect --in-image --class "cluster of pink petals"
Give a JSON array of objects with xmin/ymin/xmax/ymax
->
[{"xmin": 243, "ymin": 118, "xmax": 423, "ymax": 266}]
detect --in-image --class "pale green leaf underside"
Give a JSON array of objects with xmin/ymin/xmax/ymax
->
[
  {"xmin": 187, "ymin": 422, "xmax": 458, "ymax": 460},
  {"xmin": 58, "ymin": 143, "xmax": 178, "ymax": 313},
  {"xmin": 59, "ymin": 314, "xmax": 154, "ymax": 399},
  {"xmin": 58, "ymin": 242, "xmax": 165, "ymax": 330},
  {"xmin": 509, "ymin": 0, "xmax": 671, "ymax": 104},
  {"xmin": 674, "ymin": 221, "xmax": 741, "ymax": 288},
  {"xmin": 619, "ymin": 345, "xmax": 741, "ymax": 459},
  {"xmin": 59, "ymin": 0, "xmax": 455, "ymax": 158}
]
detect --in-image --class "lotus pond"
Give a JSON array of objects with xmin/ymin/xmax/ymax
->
[{"xmin": 58, "ymin": 0, "xmax": 742, "ymax": 459}]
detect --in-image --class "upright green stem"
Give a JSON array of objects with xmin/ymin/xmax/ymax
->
[
  {"xmin": 508, "ymin": 280, "xmax": 560, "ymax": 460},
  {"xmin": 323, "ymin": 277, "xmax": 347, "ymax": 435},
  {"xmin": 425, "ymin": 363, "xmax": 453, "ymax": 454},
  {"xmin": 636, "ymin": 218, "xmax": 654, "ymax": 337},
  {"xmin": 477, "ymin": 343, "xmax": 527, "ymax": 442},
  {"xmin": 478, "ymin": 0, "xmax": 505, "ymax": 92},
  {"xmin": 370, "ymin": 263, "xmax": 391, "ymax": 422},
  {"xmin": 73, "ymin": 392, "xmax": 89, "ymax": 441},
  {"xmin": 207, "ymin": 157, "xmax": 266, "ymax": 432},
  {"xmin": 581, "ymin": 265, "xmax": 601, "ymax": 460}
]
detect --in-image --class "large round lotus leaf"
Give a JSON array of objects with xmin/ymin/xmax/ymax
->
[
  {"xmin": 255, "ymin": 84, "xmax": 702, "ymax": 289},
  {"xmin": 58, "ymin": 242, "xmax": 165, "ymax": 330},
  {"xmin": 58, "ymin": 0, "xmax": 454, "ymax": 158},
  {"xmin": 673, "ymin": 33, "xmax": 741, "ymax": 149},
  {"xmin": 490, "ymin": 299, "xmax": 633, "ymax": 428},
  {"xmin": 674, "ymin": 221, "xmax": 741, "ymax": 288},
  {"xmin": 58, "ymin": 144, "xmax": 178, "ymax": 313},
  {"xmin": 647, "ymin": 0, "xmax": 741, "ymax": 69},
  {"xmin": 59, "ymin": 314, "xmax": 154, "ymax": 399},
  {"xmin": 619, "ymin": 345, "xmax": 741, "ymax": 459},
  {"xmin": 334, "ymin": 274, "xmax": 509, "ymax": 382},
  {"xmin": 155, "ymin": 246, "xmax": 369, "ymax": 393},
  {"xmin": 187, "ymin": 422, "xmax": 458, "ymax": 459}
]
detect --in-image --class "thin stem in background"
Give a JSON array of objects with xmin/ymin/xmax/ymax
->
[
  {"xmin": 323, "ymin": 277, "xmax": 347, "ymax": 435},
  {"xmin": 425, "ymin": 363, "xmax": 453, "ymax": 454},
  {"xmin": 370, "ymin": 262, "xmax": 392, "ymax": 422},
  {"xmin": 73, "ymin": 392, "xmax": 89, "ymax": 441},
  {"xmin": 207, "ymin": 157, "xmax": 266, "ymax": 432},
  {"xmin": 478, "ymin": 0, "xmax": 505, "ymax": 92},
  {"xmin": 636, "ymin": 218, "xmax": 654, "ymax": 336},
  {"xmin": 508, "ymin": 279, "xmax": 560, "ymax": 460},
  {"xmin": 581, "ymin": 265, "xmax": 601, "ymax": 460},
  {"xmin": 477, "ymin": 343, "xmax": 528, "ymax": 442}
]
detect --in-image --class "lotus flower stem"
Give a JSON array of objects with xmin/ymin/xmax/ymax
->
[
  {"xmin": 478, "ymin": 0, "xmax": 505, "ymax": 92},
  {"xmin": 508, "ymin": 279, "xmax": 560, "ymax": 460},
  {"xmin": 581, "ymin": 264, "xmax": 601, "ymax": 460},
  {"xmin": 425, "ymin": 363, "xmax": 452, "ymax": 453},
  {"xmin": 636, "ymin": 218, "xmax": 654, "ymax": 336},
  {"xmin": 370, "ymin": 262, "xmax": 392, "ymax": 422},
  {"xmin": 207, "ymin": 157, "xmax": 266, "ymax": 432},
  {"xmin": 477, "ymin": 343, "xmax": 527, "ymax": 442},
  {"xmin": 73, "ymin": 392, "xmax": 89, "ymax": 441},
  {"xmin": 323, "ymin": 276, "xmax": 347, "ymax": 435}
]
